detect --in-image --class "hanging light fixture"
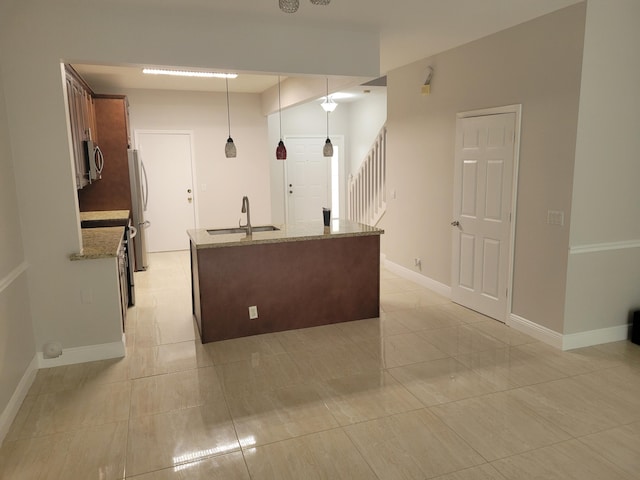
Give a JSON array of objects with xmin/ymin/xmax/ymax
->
[
  {"xmin": 323, "ymin": 78, "xmax": 334, "ymax": 158},
  {"xmin": 276, "ymin": 76, "xmax": 287, "ymax": 160},
  {"xmin": 320, "ymin": 95, "xmax": 337, "ymax": 113},
  {"xmin": 279, "ymin": 0, "xmax": 299, "ymax": 13},
  {"xmin": 224, "ymin": 77, "xmax": 236, "ymax": 158}
]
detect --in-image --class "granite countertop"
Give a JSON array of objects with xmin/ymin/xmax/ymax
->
[
  {"xmin": 70, "ymin": 227, "xmax": 124, "ymax": 261},
  {"xmin": 80, "ymin": 210, "xmax": 130, "ymax": 227},
  {"xmin": 188, "ymin": 219, "xmax": 384, "ymax": 249}
]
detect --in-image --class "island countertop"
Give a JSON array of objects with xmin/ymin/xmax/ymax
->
[{"xmin": 188, "ymin": 219, "xmax": 384, "ymax": 250}]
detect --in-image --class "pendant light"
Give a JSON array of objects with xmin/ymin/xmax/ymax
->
[
  {"xmin": 224, "ymin": 77, "xmax": 237, "ymax": 158},
  {"xmin": 276, "ymin": 76, "xmax": 287, "ymax": 160},
  {"xmin": 322, "ymin": 78, "xmax": 334, "ymax": 158}
]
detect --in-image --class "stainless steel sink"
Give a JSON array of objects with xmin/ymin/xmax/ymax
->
[{"xmin": 207, "ymin": 225, "xmax": 280, "ymax": 235}]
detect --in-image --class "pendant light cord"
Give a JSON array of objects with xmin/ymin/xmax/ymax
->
[
  {"xmin": 278, "ymin": 76, "xmax": 283, "ymax": 139},
  {"xmin": 326, "ymin": 78, "xmax": 329, "ymax": 138},
  {"xmin": 226, "ymin": 77, "xmax": 231, "ymax": 138}
]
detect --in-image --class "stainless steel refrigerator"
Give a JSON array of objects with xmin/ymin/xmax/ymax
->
[{"xmin": 128, "ymin": 150, "xmax": 150, "ymax": 271}]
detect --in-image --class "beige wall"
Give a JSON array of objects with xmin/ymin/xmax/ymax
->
[
  {"xmin": 0, "ymin": 0, "xmax": 378, "ymax": 355},
  {"xmin": 122, "ymin": 89, "xmax": 272, "ymax": 229},
  {"xmin": 382, "ymin": 3, "xmax": 586, "ymax": 333},
  {"xmin": 0, "ymin": 67, "xmax": 36, "ymax": 427},
  {"xmin": 564, "ymin": 0, "xmax": 640, "ymax": 335}
]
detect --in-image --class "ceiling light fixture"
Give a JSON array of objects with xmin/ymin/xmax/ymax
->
[
  {"xmin": 276, "ymin": 76, "xmax": 287, "ymax": 160},
  {"xmin": 142, "ymin": 68, "xmax": 238, "ymax": 79},
  {"xmin": 322, "ymin": 78, "xmax": 334, "ymax": 158},
  {"xmin": 279, "ymin": 0, "xmax": 299, "ymax": 13},
  {"xmin": 280, "ymin": 0, "xmax": 330, "ymax": 13},
  {"xmin": 321, "ymin": 96, "xmax": 337, "ymax": 113},
  {"xmin": 224, "ymin": 77, "xmax": 237, "ymax": 158}
]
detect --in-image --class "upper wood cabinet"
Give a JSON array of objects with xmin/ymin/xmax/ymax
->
[{"xmin": 65, "ymin": 65, "xmax": 97, "ymax": 189}]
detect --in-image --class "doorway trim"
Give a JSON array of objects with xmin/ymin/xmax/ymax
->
[{"xmin": 455, "ymin": 104, "xmax": 522, "ymax": 321}]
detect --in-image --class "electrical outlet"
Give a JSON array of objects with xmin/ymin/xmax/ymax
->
[
  {"xmin": 81, "ymin": 289, "xmax": 93, "ymax": 304},
  {"xmin": 248, "ymin": 305, "xmax": 258, "ymax": 320}
]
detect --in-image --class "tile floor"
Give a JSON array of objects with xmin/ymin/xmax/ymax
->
[{"xmin": 2, "ymin": 250, "xmax": 640, "ymax": 479}]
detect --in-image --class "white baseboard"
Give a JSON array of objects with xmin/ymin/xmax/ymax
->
[
  {"xmin": 383, "ymin": 258, "xmax": 451, "ymax": 298},
  {"xmin": 509, "ymin": 314, "xmax": 630, "ymax": 351},
  {"xmin": 508, "ymin": 314, "xmax": 563, "ymax": 349},
  {"xmin": 37, "ymin": 337, "xmax": 125, "ymax": 368},
  {"xmin": 0, "ymin": 355, "xmax": 38, "ymax": 446},
  {"xmin": 562, "ymin": 324, "xmax": 630, "ymax": 351}
]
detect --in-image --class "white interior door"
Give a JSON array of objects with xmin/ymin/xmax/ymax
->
[
  {"xmin": 451, "ymin": 112, "xmax": 516, "ymax": 321},
  {"xmin": 136, "ymin": 131, "xmax": 196, "ymax": 252},
  {"xmin": 286, "ymin": 137, "xmax": 331, "ymax": 223}
]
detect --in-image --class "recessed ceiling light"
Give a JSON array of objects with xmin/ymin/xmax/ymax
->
[{"xmin": 142, "ymin": 68, "xmax": 238, "ymax": 79}]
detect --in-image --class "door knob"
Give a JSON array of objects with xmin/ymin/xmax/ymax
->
[
  {"xmin": 451, "ymin": 220, "xmax": 460, "ymax": 227},
  {"xmin": 289, "ymin": 190, "xmax": 293, "ymax": 194},
  {"xmin": 187, "ymin": 189, "xmax": 192, "ymax": 193}
]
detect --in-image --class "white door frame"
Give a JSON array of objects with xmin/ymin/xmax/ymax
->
[
  {"xmin": 282, "ymin": 135, "xmax": 345, "ymax": 223},
  {"xmin": 455, "ymin": 105, "xmax": 522, "ymax": 320},
  {"xmin": 133, "ymin": 129, "xmax": 199, "ymax": 229}
]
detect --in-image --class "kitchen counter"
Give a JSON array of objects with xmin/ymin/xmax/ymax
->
[
  {"xmin": 80, "ymin": 210, "xmax": 130, "ymax": 228},
  {"xmin": 190, "ymin": 219, "xmax": 383, "ymax": 343},
  {"xmin": 70, "ymin": 227, "xmax": 125, "ymax": 260},
  {"xmin": 188, "ymin": 219, "xmax": 383, "ymax": 249}
]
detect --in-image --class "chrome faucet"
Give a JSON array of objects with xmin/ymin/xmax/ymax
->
[{"xmin": 240, "ymin": 196, "xmax": 252, "ymax": 235}]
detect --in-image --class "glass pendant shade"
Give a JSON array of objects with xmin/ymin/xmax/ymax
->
[
  {"xmin": 279, "ymin": 0, "xmax": 299, "ymax": 13},
  {"xmin": 321, "ymin": 97, "xmax": 337, "ymax": 112},
  {"xmin": 225, "ymin": 137, "xmax": 237, "ymax": 158},
  {"xmin": 323, "ymin": 138, "xmax": 333, "ymax": 157},
  {"xmin": 310, "ymin": 0, "xmax": 331, "ymax": 5},
  {"xmin": 276, "ymin": 140, "xmax": 287, "ymax": 160}
]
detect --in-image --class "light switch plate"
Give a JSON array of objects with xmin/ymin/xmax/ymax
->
[
  {"xmin": 547, "ymin": 210, "xmax": 565, "ymax": 226},
  {"xmin": 248, "ymin": 306, "xmax": 258, "ymax": 319}
]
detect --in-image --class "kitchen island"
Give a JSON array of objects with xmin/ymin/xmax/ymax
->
[{"xmin": 188, "ymin": 220, "xmax": 383, "ymax": 343}]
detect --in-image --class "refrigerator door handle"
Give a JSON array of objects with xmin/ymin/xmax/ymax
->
[{"xmin": 141, "ymin": 160, "xmax": 149, "ymax": 211}]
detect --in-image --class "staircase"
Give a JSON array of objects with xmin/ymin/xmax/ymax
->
[{"xmin": 348, "ymin": 126, "xmax": 387, "ymax": 227}]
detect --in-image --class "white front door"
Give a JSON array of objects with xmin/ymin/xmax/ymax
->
[
  {"xmin": 136, "ymin": 131, "xmax": 196, "ymax": 252},
  {"xmin": 286, "ymin": 137, "xmax": 331, "ymax": 224},
  {"xmin": 451, "ymin": 112, "xmax": 517, "ymax": 321}
]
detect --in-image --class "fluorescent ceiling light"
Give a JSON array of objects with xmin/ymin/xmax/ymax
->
[{"xmin": 142, "ymin": 68, "xmax": 238, "ymax": 79}]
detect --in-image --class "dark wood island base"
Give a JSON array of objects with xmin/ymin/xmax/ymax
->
[{"xmin": 189, "ymin": 222, "xmax": 382, "ymax": 343}]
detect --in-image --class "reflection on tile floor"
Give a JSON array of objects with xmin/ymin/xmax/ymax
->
[{"xmin": 2, "ymin": 250, "xmax": 640, "ymax": 479}]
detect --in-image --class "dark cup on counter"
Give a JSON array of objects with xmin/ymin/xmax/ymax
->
[{"xmin": 322, "ymin": 208, "xmax": 331, "ymax": 227}]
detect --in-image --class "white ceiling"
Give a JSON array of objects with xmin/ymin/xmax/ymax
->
[{"xmin": 71, "ymin": 0, "xmax": 581, "ymax": 95}]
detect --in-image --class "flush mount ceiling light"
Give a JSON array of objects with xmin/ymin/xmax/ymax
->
[
  {"xmin": 322, "ymin": 78, "xmax": 334, "ymax": 158},
  {"xmin": 224, "ymin": 77, "xmax": 237, "ymax": 158},
  {"xmin": 279, "ymin": 0, "xmax": 299, "ymax": 13},
  {"xmin": 143, "ymin": 68, "xmax": 238, "ymax": 79},
  {"xmin": 276, "ymin": 76, "xmax": 287, "ymax": 160},
  {"xmin": 280, "ymin": 0, "xmax": 330, "ymax": 13}
]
